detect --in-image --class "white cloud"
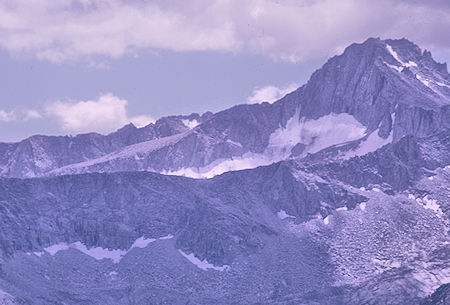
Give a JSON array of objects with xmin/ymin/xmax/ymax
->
[
  {"xmin": 0, "ymin": 0, "xmax": 448, "ymax": 63},
  {"xmin": 0, "ymin": 108, "xmax": 42, "ymax": 122},
  {"xmin": 129, "ymin": 115, "xmax": 155, "ymax": 128},
  {"xmin": 0, "ymin": 109, "xmax": 16, "ymax": 122},
  {"xmin": 0, "ymin": 0, "xmax": 236, "ymax": 63},
  {"xmin": 247, "ymin": 83, "xmax": 298, "ymax": 104},
  {"xmin": 23, "ymin": 109, "xmax": 42, "ymax": 120},
  {"xmin": 46, "ymin": 93, "xmax": 154, "ymax": 134}
]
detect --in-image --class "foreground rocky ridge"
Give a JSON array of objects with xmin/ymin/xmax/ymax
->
[{"xmin": 0, "ymin": 128, "xmax": 449, "ymax": 304}]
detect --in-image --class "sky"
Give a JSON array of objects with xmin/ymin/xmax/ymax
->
[{"xmin": 0, "ymin": 0, "xmax": 449, "ymax": 142}]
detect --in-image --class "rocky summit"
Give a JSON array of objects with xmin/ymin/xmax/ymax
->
[{"xmin": 0, "ymin": 38, "xmax": 449, "ymax": 304}]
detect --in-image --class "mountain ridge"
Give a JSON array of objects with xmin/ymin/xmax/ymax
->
[{"xmin": 1, "ymin": 37, "xmax": 449, "ymax": 179}]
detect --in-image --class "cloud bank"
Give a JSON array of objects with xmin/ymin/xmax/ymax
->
[
  {"xmin": 46, "ymin": 93, "xmax": 154, "ymax": 134},
  {"xmin": 0, "ymin": 0, "xmax": 449, "ymax": 63}
]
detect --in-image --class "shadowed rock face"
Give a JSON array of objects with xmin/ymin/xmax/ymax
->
[
  {"xmin": 0, "ymin": 38, "xmax": 449, "ymax": 304},
  {"xmin": 1, "ymin": 38, "xmax": 448, "ymax": 179},
  {"xmin": 304, "ymin": 130, "xmax": 450, "ymax": 191},
  {"xmin": 0, "ymin": 160, "xmax": 367, "ymax": 265},
  {"xmin": 420, "ymin": 284, "xmax": 450, "ymax": 305}
]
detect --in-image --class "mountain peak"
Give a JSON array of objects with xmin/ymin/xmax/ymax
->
[
  {"xmin": 116, "ymin": 122, "xmax": 137, "ymax": 132},
  {"xmin": 338, "ymin": 37, "xmax": 447, "ymax": 77},
  {"xmin": 1, "ymin": 38, "xmax": 449, "ymax": 180}
]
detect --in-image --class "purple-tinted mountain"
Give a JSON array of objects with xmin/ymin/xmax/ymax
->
[
  {"xmin": 0, "ymin": 38, "xmax": 449, "ymax": 304},
  {"xmin": 1, "ymin": 38, "xmax": 449, "ymax": 178}
]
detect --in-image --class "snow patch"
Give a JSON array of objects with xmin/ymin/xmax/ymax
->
[
  {"xmin": 323, "ymin": 216, "xmax": 330, "ymax": 225},
  {"xmin": 267, "ymin": 112, "xmax": 366, "ymax": 155},
  {"xmin": 386, "ymin": 45, "xmax": 418, "ymax": 68},
  {"xmin": 71, "ymin": 242, "xmax": 126, "ymax": 263},
  {"xmin": 416, "ymin": 74, "xmax": 430, "ymax": 87},
  {"xmin": 408, "ymin": 194, "xmax": 416, "ymax": 200},
  {"xmin": 178, "ymin": 250, "xmax": 229, "ymax": 271},
  {"xmin": 336, "ymin": 206, "xmax": 348, "ymax": 212},
  {"xmin": 129, "ymin": 237, "xmax": 156, "ymax": 250},
  {"xmin": 386, "ymin": 45, "xmax": 402, "ymax": 64},
  {"xmin": 44, "ymin": 243, "xmax": 69, "ymax": 256},
  {"xmin": 344, "ymin": 128, "xmax": 392, "ymax": 159},
  {"xmin": 165, "ymin": 112, "xmax": 366, "ymax": 179},
  {"xmin": 359, "ymin": 202, "xmax": 367, "ymax": 211},
  {"xmin": 163, "ymin": 153, "xmax": 274, "ymax": 179},
  {"xmin": 277, "ymin": 210, "xmax": 295, "ymax": 219},
  {"xmin": 159, "ymin": 234, "xmax": 174, "ymax": 240},
  {"xmin": 182, "ymin": 119, "xmax": 200, "ymax": 129},
  {"xmin": 386, "ymin": 63, "xmax": 403, "ymax": 73},
  {"xmin": 405, "ymin": 61, "xmax": 418, "ymax": 68},
  {"xmin": 416, "ymin": 196, "xmax": 443, "ymax": 217},
  {"xmin": 435, "ymin": 81, "xmax": 450, "ymax": 89},
  {"xmin": 226, "ymin": 139, "xmax": 243, "ymax": 148},
  {"xmin": 40, "ymin": 235, "xmax": 173, "ymax": 263},
  {"xmin": 372, "ymin": 188, "xmax": 381, "ymax": 192}
]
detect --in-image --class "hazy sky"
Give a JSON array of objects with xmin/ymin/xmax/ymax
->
[{"xmin": 1, "ymin": 0, "xmax": 449, "ymax": 142}]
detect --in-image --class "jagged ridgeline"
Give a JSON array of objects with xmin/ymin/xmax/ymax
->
[{"xmin": 0, "ymin": 38, "xmax": 449, "ymax": 305}]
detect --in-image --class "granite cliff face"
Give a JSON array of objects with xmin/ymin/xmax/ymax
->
[{"xmin": 0, "ymin": 38, "xmax": 449, "ymax": 304}]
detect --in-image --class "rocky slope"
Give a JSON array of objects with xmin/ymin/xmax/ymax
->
[
  {"xmin": 0, "ymin": 129, "xmax": 448, "ymax": 304},
  {"xmin": 0, "ymin": 112, "xmax": 211, "ymax": 178}
]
